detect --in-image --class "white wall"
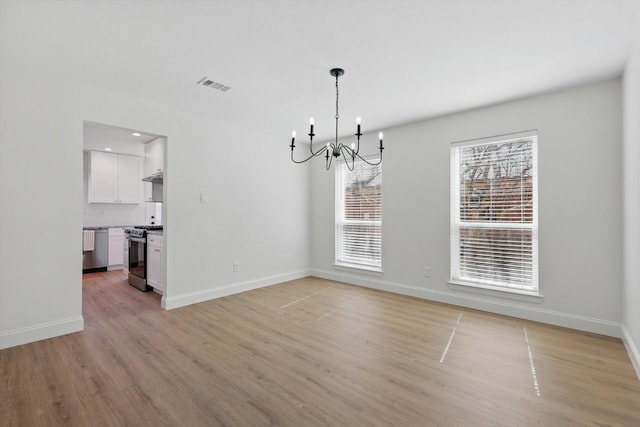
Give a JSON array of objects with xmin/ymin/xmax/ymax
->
[
  {"xmin": 311, "ymin": 79, "xmax": 623, "ymax": 337},
  {"xmin": 623, "ymin": 38, "xmax": 640, "ymax": 376},
  {"xmin": 0, "ymin": 63, "xmax": 311, "ymax": 349}
]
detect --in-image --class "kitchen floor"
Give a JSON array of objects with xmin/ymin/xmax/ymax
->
[
  {"xmin": 82, "ymin": 271, "xmax": 114, "ymax": 281},
  {"xmin": 82, "ymin": 269, "xmax": 161, "ymax": 304}
]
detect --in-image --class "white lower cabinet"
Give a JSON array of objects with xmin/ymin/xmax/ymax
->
[
  {"xmin": 108, "ymin": 228, "xmax": 124, "ymax": 269},
  {"xmin": 146, "ymin": 233, "xmax": 163, "ymax": 293},
  {"xmin": 123, "ymin": 233, "xmax": 129, "ymax": 273}
]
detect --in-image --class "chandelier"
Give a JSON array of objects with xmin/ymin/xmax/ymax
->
[{"xmin": 289, "ymin": 68, "xmax": 384, "ymax": 170}]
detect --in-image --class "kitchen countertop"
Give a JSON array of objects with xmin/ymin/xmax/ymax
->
[
  {"xmin": 83, "ymin": 225, "xmax": 134, "ymax": 230},
  {"xmin": 83, "ymin": 225, "xmax": 163, "ymax": 230}
]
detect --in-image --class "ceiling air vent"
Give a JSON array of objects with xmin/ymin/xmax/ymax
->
[{"xmin": 197, "ymin": 76, "xmax": 231, "ymax": 92}]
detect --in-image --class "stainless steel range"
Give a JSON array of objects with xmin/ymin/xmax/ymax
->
[{"xmin": 125, "ymin": 225, "xmax": 163, "ymax": 291}]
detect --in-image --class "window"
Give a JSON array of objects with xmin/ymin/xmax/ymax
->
[
  {"xmin": 450, "ymin": 131, "xmax": 538, "ymax": 295},
  {"xmin": 335, "ymin": 159, "xmax": 382, "ymax": 271}
]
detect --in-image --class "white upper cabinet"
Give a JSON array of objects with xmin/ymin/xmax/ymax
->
[
  {"xmin": 88, "ymin": 151, "xmax": 142, "ymax": 204},
  {"xmin": 88, "ymin": 151, "xmax": 118, "ymax": 203},
  {"xmin": 117, "ymin": 154, "xmax": 141, "ymax": 203},
  {"xmin": 144, "ymin": 138, "xmax": 164, "ymax": 177}
]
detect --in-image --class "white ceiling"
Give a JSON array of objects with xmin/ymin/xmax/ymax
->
[
  {"xmin": 83, "ymin": 121, "xmax": 159, "ymax": 155},
  {"xmin": 2, "ymin": 0, "xmax": 640, "ymax": 143}
]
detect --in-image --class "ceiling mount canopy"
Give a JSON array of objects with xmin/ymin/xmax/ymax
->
[
  {"xmin": 290, "ymin": 68, "xmax": 384, "ymax": 171},
  {"xmin": 329, "ymin": 67, "xmax": 345, "ymax": 78}
]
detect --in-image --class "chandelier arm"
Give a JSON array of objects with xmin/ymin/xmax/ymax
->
[
  {"xmin": 309, "ymin": 141, "xmax": 327, "ymax": 156},
  {"xmin": 339, "ymin": 144, "xmax": 354, "ymax": 160},
  {"xmin": 353, "ymin": 150, "xmax": 383, "ymax": 166},
  {"xmin": 291, "ymin": 146, "xmax": 328, "ymax": 164},
  {"xmin": 340, "ymin": 146, "xmax": 356, "ymax": 171},
  {"xmin": 325, "ymin": 149, "xmax": 333, "ymax": 170}
]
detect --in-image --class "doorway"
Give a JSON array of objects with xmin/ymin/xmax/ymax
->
[{"xmin": 82, "ymin": 121, "xmax": 167, "ymax": 310}]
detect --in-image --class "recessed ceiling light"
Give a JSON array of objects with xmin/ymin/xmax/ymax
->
[
  {"xmin": 132, "ymin": 132, "xmax": 141, "ymax": 137},
  {"xmin": 104, "ymin": 148, "xmax": 112, "ymax": 151}
]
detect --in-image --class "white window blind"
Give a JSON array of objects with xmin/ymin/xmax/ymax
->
[
  {"xmin": 450, "ymin": 131, "xmax": 538, "ymax": 294},
  {"xmin": 336, "ymin": 160, "xmax": 382, "ymax": 270}
]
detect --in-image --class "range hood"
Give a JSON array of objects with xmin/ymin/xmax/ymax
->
[
  {"xmin": 142, "ymin": 172, "xmax": 163, "ymax": 203},
  {"xmin": 142, "ymin": 172, "xmax": 163, "ymax": 183}
]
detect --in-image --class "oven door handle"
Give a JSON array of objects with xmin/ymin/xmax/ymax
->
[{"xmin": 128, "ymin": 236, "xmax": 146, "ymax": 243}]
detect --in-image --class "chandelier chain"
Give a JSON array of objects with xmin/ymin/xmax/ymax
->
[
  {"xmin": 335, "ymin": 74, "xmax": 340, "ymax": 147},
  {"xmin": 335, "ymin": 75, "xmax": 339, "ymax": 120}
]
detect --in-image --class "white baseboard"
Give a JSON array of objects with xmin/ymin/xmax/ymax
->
[
  {"xmin": 162, "ymin": 269, "xmax": 312, "ymax": 310},
  {"xmin": 311, "ymin": 268, "xmax": 622, "ymax": 338},
  {"xmin": 622, "ymin": 326, "xmax": 640, "ymax": 380},
  {"xmin": 0, "ymin": 316, "xmax": 84, "ymax": 350}
]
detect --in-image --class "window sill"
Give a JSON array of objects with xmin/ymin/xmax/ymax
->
[
  {"xmin": 448, "ymin": 280, "xmax": 543, "ymax": 304},
  {"xmin": 334, "ymin": 263, "xmax": 384, "ymax": 277}
]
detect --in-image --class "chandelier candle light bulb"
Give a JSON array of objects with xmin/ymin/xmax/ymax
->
[{"xmin": 290, "ymin": 68, "xmax": 384, "ymax": 171}]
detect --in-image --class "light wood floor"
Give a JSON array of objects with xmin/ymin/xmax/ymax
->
[{"xmin": 1, "ymin": 271, "xmax": 639, "ymax": 426}]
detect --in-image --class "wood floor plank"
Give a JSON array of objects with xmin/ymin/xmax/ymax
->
[{"xmin": 1, "ymin": 271, "xmax": 639, "ymax": 426}]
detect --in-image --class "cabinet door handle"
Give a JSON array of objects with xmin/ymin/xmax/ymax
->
[{"xmin": 154, "ymin": 249, "xmax": 161, "ymax": 252}]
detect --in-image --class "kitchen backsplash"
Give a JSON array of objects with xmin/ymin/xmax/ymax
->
[
  {"xmin": 83, "ymin": 203, "xmax": 146, "ymax": 227},
  {"xmin": 83, "ymin": 202, "xmax": 162, "ymax": 227},
  {"xmin": 146, "ymin": 202, "xmax": 162, "ymax": 225}
]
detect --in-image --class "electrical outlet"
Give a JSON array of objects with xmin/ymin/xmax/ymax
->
[
  {"xmin": 200, "ymin": 192, "xmax": 208, "ymax": 203},
  {"xmin": 233, "ymin": 262, "xmax": 240, "ymax": 272},
  {"xmin": 424, "ymin": 266, "xmax": 431, "ymax": 278}
]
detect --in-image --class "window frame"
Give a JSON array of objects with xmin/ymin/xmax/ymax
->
[
  {"xmin": 335, "ymin": 158, "xmax": 383, "ymax": 272},
  {"xmin": 450, "ymin": 130, "xmax": 539, "ymax": 296}
]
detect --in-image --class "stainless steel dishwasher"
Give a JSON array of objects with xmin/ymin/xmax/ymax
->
[{"xmin": 82, "ymin": 228, "xmax": 109, "ymax": 273}]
